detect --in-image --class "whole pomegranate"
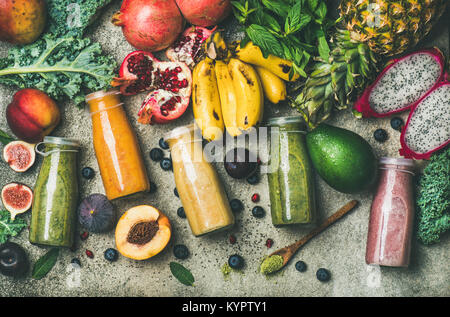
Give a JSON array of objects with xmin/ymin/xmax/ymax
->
[
  {"xmin": 175, "ymin": 0, "xmax": 231, "ymax": 27},
  {"xmin": 112, "ymin": 0, "xmax": 185, "ymax": 52}
]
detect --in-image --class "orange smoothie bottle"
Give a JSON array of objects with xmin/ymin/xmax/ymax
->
[{"xmin": 86, "ymin": 90, "xmax": 150, "ymax": 200}]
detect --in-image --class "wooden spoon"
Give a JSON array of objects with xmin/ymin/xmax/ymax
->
[{"xmin": 269, "ymin": 200, "xmax": 359, "ymax": 269}]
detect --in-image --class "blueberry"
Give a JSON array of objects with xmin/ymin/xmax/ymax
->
[
  {"xmin": 390, "ymin": 117, "xmax": 404, "ymax": 131},
  {"xmin": 246, "ymin": 173, "xmax": 259, "ymax": 185},
  {"xmin": 230, "ymin": 199, "xmax": 244, "ymax": 213},
  {"xmin": 160, "ymin": 158, "xmax": 172, "ymax": 171},
  {"xmin": 228, "ymin": 254, "xmax": 245, "ymax": 270},
  {"xmin": 173, "ymin": 245, "xmax": 189, "ymax": 260},
  {"xmin": 104, "ymin": 248, "xmax": 119, "ymax": 262},
  {"xmin": 159, "ymin": 138, "xmax": 169, "ymax": 150},
  {"xmin": 149, "ymin": 182, "xmax": 157, "ymax": 194},
  {"xmin": 71, "ymin": 258, "xmax": 81, "ymax": 267},
  {"xmin": 316, "ymin": 268, "xmax": 331, "ymax": 282},
  {"xmin": 374, "ymin": 129, "xmax": 388, "ymax": 143},
  {"xmin": 174, "ymin": 188, "xmax": 179, "ymax": 197},
  {"xmin": 252, "ymin": 206, "xmax": 265, "ymax": 218},
  {"xmin": 177, "ymin": 207, "xmax": 186, "ymax": 218},
  {"xmin": 81, "ymin": 167, "xmax": 95, "ymax": 179},
  {"xmin": 149, "ymin": 148, "xmax": 164, "ymax": 161},
  {"xmin": 295, "ymin": 261, "xmax": 307, "ymax": 272}
]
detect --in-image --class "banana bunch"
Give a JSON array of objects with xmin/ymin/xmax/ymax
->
[{"xmin": 192, "ymin": 34, "xmax": 296, "ymax": 140}]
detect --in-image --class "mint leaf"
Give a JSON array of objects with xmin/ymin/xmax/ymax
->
[
  {"xmin": 0, "ymin": 130, "xmax": 15, "ymax": 145},
  {"xmin": 170, "ymin": 262, "xmax": 195, "ymax": 286},
  {"xmin": 246, "ymin": 24, "xmax": 284, "ymax": 58},
  {"xmin": 32, "ymin": 248, "xmax": 59, "ymax": 280},
  {"xmin": 0, "ymin": 210, "xmax": 27, "ymax": 244}
]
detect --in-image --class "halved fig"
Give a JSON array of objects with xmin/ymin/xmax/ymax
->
[
  {"xmin": 78, "ymin": 194, "xmax": 116, "ymax": 233},
  {"xmin": 1, "ymin": 183, "xmax": 33, "ymax": 220},
  {"xmin": 115, "ymin": 205, "xmax": 171, "ymax": 260},
  {"xmin": 3, "ymin": 141, "xmax": 35, "ymax": 172}
]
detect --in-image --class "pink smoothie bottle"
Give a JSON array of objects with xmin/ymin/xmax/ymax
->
[{"xmin": 366, "ymin": 158, "xmax": 416, "ymax": 267}]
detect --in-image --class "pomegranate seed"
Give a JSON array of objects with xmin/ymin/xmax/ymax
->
[
  {"xmin": 266, "ymin": 239, "xmax": 274, "ymax": 248},
  {"xmin": 85, "ymin": 249, "xmax": 94, "ymax": 258},
  {"xmin": 80, "ymin": 231, "xmax": 89, "ymax": 240},
  {"xmin": 229, "ymin": 235, "xmax": 237, "ymax": 244},
  {"xmin": 175, "ymin": 67, "xmax": 182, "ymax": 73},
  {"xmin": 161, "ymin": 110, "xmax": 169, "ymax": 116},
  {"xmin": 251, "ymin": 193, "xmax": 260, "ymax": 203}
]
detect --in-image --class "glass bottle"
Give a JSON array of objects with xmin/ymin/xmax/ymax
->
[
  {"xmin": 29, "ymin": 137, "xmax": 80, "ymax": 247},
  {"xmin": 86, "ymin": 90, "xmax": 150, "ymax": 200},
  {"xmin": 266, "ymin": 116, "xmax": 317, "ymax": 226},
  {"xmin": 366, "ymin": 158, "xmax": 415, "ymax": 267}
]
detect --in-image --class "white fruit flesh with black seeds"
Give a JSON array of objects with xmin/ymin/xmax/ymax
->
[
  {"xmin": 369, "ymin": 53, "xmax": 441, "ymax": 114},
  {"xmin": 404, "ymin": 85, "xmax": 450, "ymax": 154}
]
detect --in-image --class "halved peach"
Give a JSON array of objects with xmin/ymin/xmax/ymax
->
[{"xmin": 115, "ymin": 205, "xmax": 171, "ymax": 260}]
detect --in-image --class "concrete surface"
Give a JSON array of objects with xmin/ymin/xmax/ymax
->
[{"xmin": 0, "ymin": 1, "xmax": 449, "ymax": 297}]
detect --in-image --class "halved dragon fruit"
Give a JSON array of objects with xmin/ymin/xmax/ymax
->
[
  {"xmin": 400, "ymin": 80, "xmax": 450, "ymax": 160},
  {"xmin": 354, "ymin": 48, "xmax": 446, "ymax": 118}
]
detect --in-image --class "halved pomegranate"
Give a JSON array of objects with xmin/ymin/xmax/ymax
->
[
  {"xmin": 3, "ymin": 141, "xmax": 35, "ymax": 172},
  {"xmin": 166, "ymin": 26, "xmax": 217, "ymax": 68},
  {"xmin": 1, "ymin": 183, "xmax": 33, "ymax": 220},
  {"xmin": 112, "ymin": 51, "xmax": 192, "ymax": 124}
]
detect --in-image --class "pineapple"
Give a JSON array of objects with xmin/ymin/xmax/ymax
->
[{"xmin": 293, "ymin": 0, "xmax": 448, "ymax": 128}]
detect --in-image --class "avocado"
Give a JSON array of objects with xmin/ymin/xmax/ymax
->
[{"xmin": 306, "ymin": 124, "xmax": 378, "ymax": 193}]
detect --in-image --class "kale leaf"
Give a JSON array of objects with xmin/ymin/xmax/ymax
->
[
  {"xmin": 0, "ymin": 34, "xmax": 116, "ymax": 105},
  {"xmin": 0, "ymin": 210, "xmax": 27, "ymax": 244},
  {"xmin": 416, "ymin": 147, "xmax": 450, "ymax": 245},
  {"xmin": 47, "ymin": 0, "xmax": 114, "ymax": 37}
]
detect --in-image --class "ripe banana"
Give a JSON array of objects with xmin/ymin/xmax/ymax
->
[
  {"xmin": 255, "ymin": 66, "xmax": 287, "ymax": 104},
  {"xmin": 192, "ymin": 57, "xmax": 224, "ymax": 142},
  {"xmin": 235, "ymin": 41, "xmax": 299, "ymax": 82},
  {"xmin": 227, "ymin": 58, "xmax": 264, "ymax": 132},
  {"xmin": 204, "ymin": 31, "xmax": 228, "ymax": 60},
  {"xmin": 215, "ymin": 60, "xmax": 241, "ymax": 137}
]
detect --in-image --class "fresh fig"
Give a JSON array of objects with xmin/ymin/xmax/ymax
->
[
  {"xmin": 78, "ymin": 194, "xmax": 116, "ymax": 233},
  {"xmin": 3, "ymin": 141, "xmax": 36, "ymax": 172},
  {"xmin": 1, "ymin": 183, "xmax": 33, "ymax": 220},
  {"xmin": 0, "ymin": 242, "xmax": 29, "ymax": 278}
]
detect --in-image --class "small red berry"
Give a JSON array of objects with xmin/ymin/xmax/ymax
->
[
  {"xmin": 251, "ymin": 193, "xmax": 260, "ymax": 203},
  {"xmin": 85, "ymin": 249, "xmax": 94, "ymax": 259},
  {"xmin": 80, "ymin": 231, "xmax": 89, "ymax": 241},
  {"xmin": 266, "ymin": 239, "xmax": 274, "ymax": 248},
  {"xmin": 229, "ymin": 235, "xmax": 237, "ymax": 244}
]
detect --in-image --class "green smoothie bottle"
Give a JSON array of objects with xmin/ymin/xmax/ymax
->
[
  {"xmin": 266, "ymin": 117, "xmax": 316, "ymax": 226},
  {"xmin": 29, "ymin": 137, "xmax": 80, "ymax": 247}
]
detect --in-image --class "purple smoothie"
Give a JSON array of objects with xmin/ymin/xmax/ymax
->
[{"xmin": 366, "ymin": 158, "xmax": 415, "ymax": 267}]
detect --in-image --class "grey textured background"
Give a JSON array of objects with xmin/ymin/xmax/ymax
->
[{"xmin": 0, "ymin": 1, "xmax": 449, "ymax": 297}]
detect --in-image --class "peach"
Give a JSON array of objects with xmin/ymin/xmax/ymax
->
[
  {"xmin": 115, "ymin": 205, "xmax": 171, "ymax": 260},
  {"xmin": 6, "ymin": 89, "xmax": 60, "ymax": 143},
  {"xmin": 0, "ymin": 0, "xmax": 47, "ymax": 45}
]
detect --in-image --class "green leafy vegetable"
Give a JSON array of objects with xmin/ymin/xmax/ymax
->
[
  {"xmin": 32, "ymin": 248, "xmax": 60, "ymax": 280},
  {"xmin": 47, "ymin": 0, "xmax": 114, "ymax": 37},
  {"xmin": 232, "ymin": 0, "xmax": 334, "ymax": 77},
  {"xmin": 0, "ymin": 34, "xmax": 116, "ymax": 106},
  {"xmin": 416, "ymin": 147, "xmax": 450, "ymax": 245},
  {"xmin": 170, "ymin": 262, "xmax": 195, "ymax": 286},
  {"xmin": 0, "ymin": 210, "xmax": 27, "ymax": 244},
  {"xmin": 0, "ymin": 130, "xmax": 15, "ymax": 145}
]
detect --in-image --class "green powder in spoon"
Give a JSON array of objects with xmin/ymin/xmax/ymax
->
[{"xmin": 260, "ymin": 255, "xmax": 284, "ymax": 275}]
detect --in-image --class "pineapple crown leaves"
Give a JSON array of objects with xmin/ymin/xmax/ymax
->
[{"xmin": 292, "ymin": 28, "xmax": 381, "ymax": 128}]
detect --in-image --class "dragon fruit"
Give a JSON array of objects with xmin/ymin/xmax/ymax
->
[
  {"xmin": 400, "ymin": 80, "xmax": 450, "ymax": 160},
  {"xmin": 354, "ymin": 48, "xmax": 446, "ymax": 118}
]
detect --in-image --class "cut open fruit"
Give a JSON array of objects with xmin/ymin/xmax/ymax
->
[
  {"xmin": 1, "ymin": 183, "xmax": 33, "ymax": 220},
  {"xmin": 115, "ymin": 205, "xmax": 171, "ymax": 260},
  {"xmin": 166, "ymin": 26, "xmax": 216, "ymax": 69},
  {"xmin": 354, "ymin": 48, "xmax": 446, "ymax": 118},
  {"xmin": 400, "ymin": 82, "xmax": 450, "ymax": 159},
  {"xmin": 112, "ymin": 51, "xmax": 192, "ymax": 124},
  {"xmin": 3, "ymin": 141, "xmax": 35, "ymax": 172}
]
